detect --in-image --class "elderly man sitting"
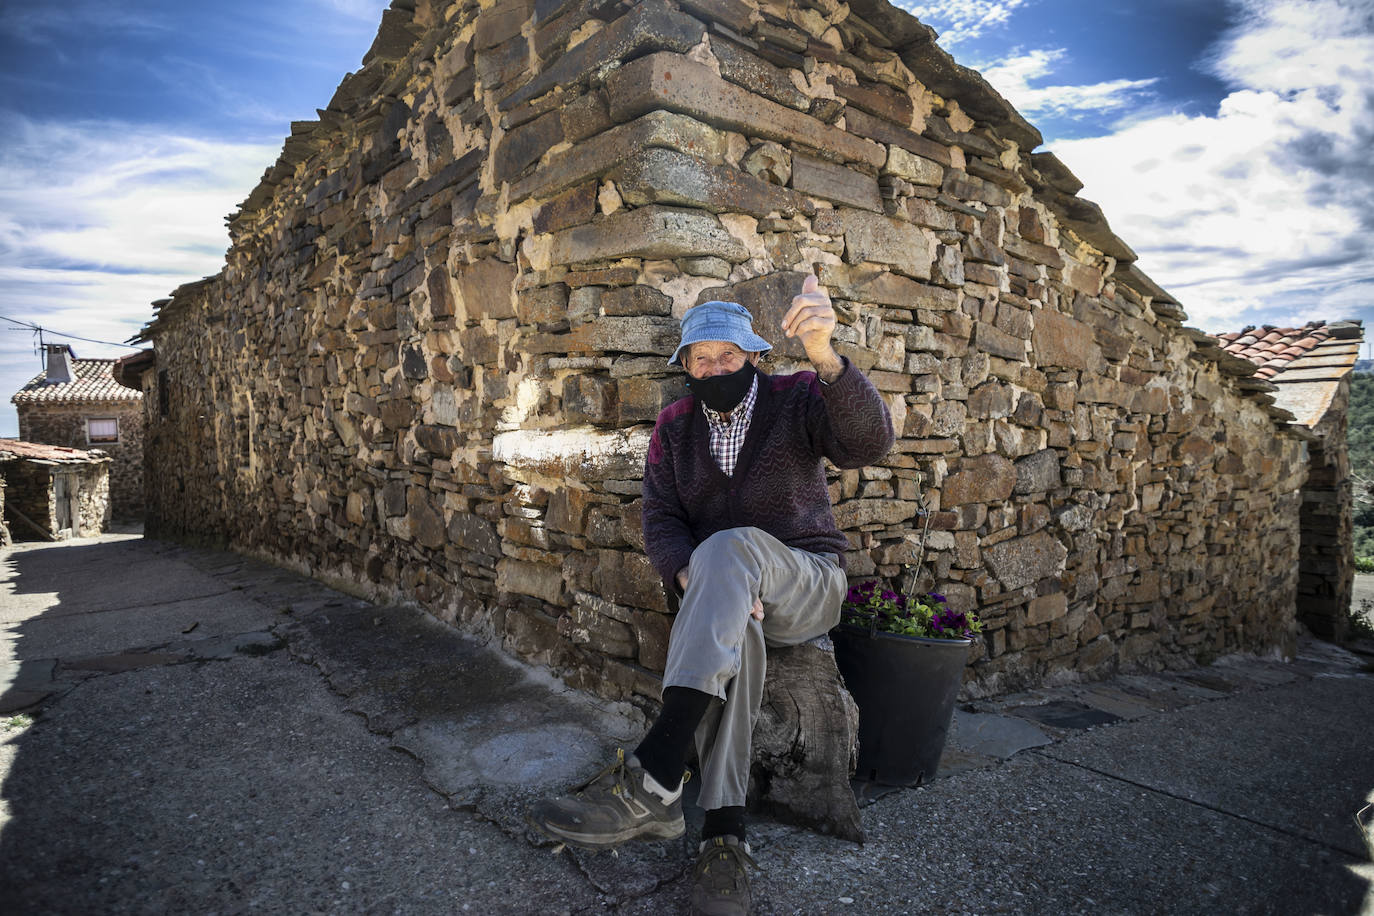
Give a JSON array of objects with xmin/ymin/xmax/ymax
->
[{"xmin": 530, "ymin": 275, "xmax": 894, "ymax": 915}]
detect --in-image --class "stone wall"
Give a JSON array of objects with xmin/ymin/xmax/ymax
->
[
  {"xmin": 0, "ymin": 459, "xmax": 110, "ymax": 540},
  {"xmin": 3, "ymin": 461, "xmax": 51, "ymax": 537},
  {"xmin": 0, "ymin": 476, "xmax": 10, "ymax": 547},
  {"xmin": 72, "ymin": 463, "xmax": 111, "ymax": 537},
  {"xmin": 136, "ymin": 0, "xmax": 1308, "ymax": 703},
  {"xmin": 18, "ymin": 402, "xmax": 145, "ymax": 520},
  {"xmin": 1297, "ymin": 376, "xmax": 1353, "ymax": 639}
]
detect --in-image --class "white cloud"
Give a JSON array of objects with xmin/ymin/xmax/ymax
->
[
  {"xmin": 1041, "ymin": 0, "xmax": 1374, "ymax": 332},
  {"xmin": 980, "ymin": 48, "xmax": 1159, "ymax": 120},
  {"xmin": 0, "ymin": 116, "xmax": 273, "ymax": 276},
  {"xmin": 893, "ymin": 3, "xmax": 1159, "ymax": 121},
  {"xmin": 0, "ymin": 116, "xmax": 274, "ymax": 436},
  {"xmin": 893, "ymin": 0, "xmax": 1028, "ymax": 46}
]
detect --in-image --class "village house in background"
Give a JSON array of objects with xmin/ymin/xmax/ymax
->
[
  {"xmin": 0, "ymin": 439, "xmax": 111, "ymax": 541},
  {"xmin": 122, "ymin": 0, "xmax": 1357, "ymax": 706},
  {"xmin": 1215, "ymin": 320, "xmax": 1365, "ymax": 641},
  {"xmin": 11, "ymin": 344, "xmax": 146, "ymax": 521}
]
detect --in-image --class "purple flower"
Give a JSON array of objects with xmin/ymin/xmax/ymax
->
[{"xmin": 929, "ymin": 593, "xmax": 946, "ymax": 603}]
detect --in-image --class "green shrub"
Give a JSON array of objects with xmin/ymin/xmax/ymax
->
[
  {"xmin": 1350, "ymin": 374, "xmax": 1374, "ymax": 557},
  {"xmin": 1356, "ymin": 556, "xmax": 1374, "ymax": 574},
  {"xmin": 1351, "ymin": 599, "xmax": 1374, "ymax": 640}
]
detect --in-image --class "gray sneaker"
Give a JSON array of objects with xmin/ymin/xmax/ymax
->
[
  {"xmin": 691, "ymin": 835, "xmax": 756, "ymax": 916},
  {"xmin": 527, "ymin": 749, "xmax": 686, "ymax": 850}
]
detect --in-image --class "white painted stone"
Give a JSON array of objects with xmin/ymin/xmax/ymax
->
[{"xmin": 493, "ymin": 426, "xmax": 652, "ymax": 477}]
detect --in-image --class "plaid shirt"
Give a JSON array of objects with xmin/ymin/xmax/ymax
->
[{"xmin": 702, "ymin": 375, "xmax": 759, "ymax": 477}]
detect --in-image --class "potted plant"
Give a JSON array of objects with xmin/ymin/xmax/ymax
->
[
  {"xmin": 838, "ymin": 579, "xmax": 984, "ymax": 641},
  {"xmin": 831, "ymin": 505, "xmax": 983, "ymax": 786}
]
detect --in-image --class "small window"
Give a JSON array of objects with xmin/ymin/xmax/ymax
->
[{"xmin": 88, "ymin": 417, "xmax": 119, "ymax": 443}]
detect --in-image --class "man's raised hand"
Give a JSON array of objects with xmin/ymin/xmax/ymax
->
[{"xmin": 783, "ymin": 273, "xmax": 844, "ymax": 383}]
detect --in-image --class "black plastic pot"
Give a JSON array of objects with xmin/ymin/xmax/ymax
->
[{"xmin": 831, "ymin": 623, "xmax": 971, "ymax": 786}]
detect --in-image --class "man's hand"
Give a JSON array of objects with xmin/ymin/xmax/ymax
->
[
  {"xmin": 677, "ymin": 568, "xmax": 765, "ymax": 620},
  {"xmin": 783, "ymin": 273, "xmax": 844, "ymax": 383}
]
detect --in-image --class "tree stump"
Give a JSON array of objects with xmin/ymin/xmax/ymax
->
[{"xmin": 748, "ymin": 636, "xmax": 864, "ymax": 843}]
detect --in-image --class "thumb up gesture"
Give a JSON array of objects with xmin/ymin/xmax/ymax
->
[{"xmin": 783, "ymin": 273, "xmax": 843, "ymax": 382}]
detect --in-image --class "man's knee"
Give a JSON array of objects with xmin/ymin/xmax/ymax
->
[{"xmin": 692, "ymin": 527, "xmax": 769, "ymax": 566}]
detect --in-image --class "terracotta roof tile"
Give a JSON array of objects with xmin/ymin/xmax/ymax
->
[
  {"xmin": 0, "ymin": 438, "xmax": 109, "ymax": 463},
  {"xmin": 1214, "ymin": 322, "xmax": 1338, "ymax": 376},
  {"xmin": 1215, "ymin": 320, "xmax": 1364, "ymax": 427},
  {"xmin": 11, "ymin": 358, "xmax": 143, "ymax": 406}
]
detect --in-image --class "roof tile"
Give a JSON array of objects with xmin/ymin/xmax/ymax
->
[
  {"xmin": 11, "ymin": 359, "xmax": 143, "ymax": 405},
  {"xmin": 0, "ymin": 438, "xmax": 109, "ymax": 462},
  {"xmin": 1215, "ymin": 320, "xmax": 1365, "ymax": 427},
  {"xmin": 1214, "ymin": 322, "xmax": 1344, "ymax": 377}
]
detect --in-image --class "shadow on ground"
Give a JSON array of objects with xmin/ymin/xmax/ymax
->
[{"xmin": 1, "ymin": 534, "xmax": 1372, "ymax": 914}]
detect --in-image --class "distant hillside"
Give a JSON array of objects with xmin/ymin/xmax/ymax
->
[
  {"xmin": 1350, "ymin": 373, "xmax": 1374, "ymax": 557},
  {"xmin": 1354, "ymin": 359, "xmax": 1374, "ymax": 374}
]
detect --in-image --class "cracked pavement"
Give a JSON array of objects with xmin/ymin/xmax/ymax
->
[{"xmin": 2, "ymin": 531, "xmax": 1373, "ymax": 914}]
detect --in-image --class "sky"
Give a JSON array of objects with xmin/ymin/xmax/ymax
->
[{"xmin": 2, "ymin": 0, "xmax": 1372, "ymax": 437}]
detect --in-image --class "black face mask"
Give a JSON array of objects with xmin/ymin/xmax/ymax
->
[{"xmin": 686, "ymin": 362, "xmax": 756, "ymax": 413}]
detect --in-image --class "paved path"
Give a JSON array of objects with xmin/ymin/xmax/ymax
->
[{"xmin": 2, "ymin": 533, "xmax": 1372, "ymax": 914}]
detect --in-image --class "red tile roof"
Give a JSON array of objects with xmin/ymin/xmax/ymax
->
[
  {"xmin": 11, "ymin": 358, "xmax": 143, "ymax": 405},
  {"xmin": 0, "ymin": 438, "xmax": 109, "ymax": 463},
  {"xmin": 1213, "ymin": 321, "xmax": 1361, "ymax": 379},
  {"xmin": 1214, "ymin": 319, "xmax": 1364, "ymax": 428}
]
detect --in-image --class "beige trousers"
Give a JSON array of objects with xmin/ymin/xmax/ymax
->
[{"xmin": 663, "ymin": 527, "xmax": 846, "ymax": 810}]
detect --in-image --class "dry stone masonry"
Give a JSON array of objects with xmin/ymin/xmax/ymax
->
[
  {"xmin": 133, "ymin": 0, "xmax": 1310, "ymax": 704},
  {"xmin": 12, "ymin": 355, "xmax": 145, "ymax": 521},
  {"xmin": 0, "ymin": 440, "xmax": 112, "ymax": 540},
  {"xmin": 0, "ymin": 472, "xmax": 9, "ymax": 547},
  {"xmin": 1215, "ymin": 321, "xmax": 1365, "ymax": 641}
]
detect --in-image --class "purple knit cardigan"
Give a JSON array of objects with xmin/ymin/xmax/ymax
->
[{"xmin": 642, "ymin": 358, "xmax": 895, "ymax": 586}]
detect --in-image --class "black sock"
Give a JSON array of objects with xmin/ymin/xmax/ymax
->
[
  {"xmin": 702, "ymin": 806, "xmax": 746, "ymax": 843},
  {"xmin": 634, "ymin": 686, "xmax": 712, "ymax": 791}
]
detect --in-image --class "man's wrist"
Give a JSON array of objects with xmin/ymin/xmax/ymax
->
[{"xmin": 810, "ymin": 347, "xmax": 844, "ymax": 384}]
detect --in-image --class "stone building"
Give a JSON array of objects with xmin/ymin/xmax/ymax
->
[
  {"xmin": 0, "ymin": 474, "xmax": 10, "ymax": 547},
  {"xmin": 12, "ymin": 345, "xmax": 145, "ymax": 521},
  {"xmin": 1216, "ymin": 320, "xmax": 1365, "ymax": 641},
  {"xmin": 0, "ymin": 439, "xmax": 111, "ymax": 541},
  {"xmin": 129, "ymin": 0, "xmax": 1315, "ymax": 704}
]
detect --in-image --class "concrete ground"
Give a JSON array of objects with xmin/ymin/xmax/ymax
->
[{"xmin": 2, "ymin": 532, "xmax": 1372, "ymax": 915}]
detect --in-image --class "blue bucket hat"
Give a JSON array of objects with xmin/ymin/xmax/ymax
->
[{"xmin": 668, "ymin": 300, "xmax": 773, "ymax": 366}]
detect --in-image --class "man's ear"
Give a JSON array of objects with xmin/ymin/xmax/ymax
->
[{"xmin": 749, "ymin": 352, "xmax": 762, "ymax": 366}]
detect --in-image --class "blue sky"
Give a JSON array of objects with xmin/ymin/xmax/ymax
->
[
  {"xmin": 909, "ymin": 0, "xmax": 1234, "ymax": 136},
  {"xmin": 904, "ymin": 0, "xmax": 1374, "ymax": 339},
  {"xmin": 3, "ymin": 0, "xmax": 1372, "ymax": 436}
]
